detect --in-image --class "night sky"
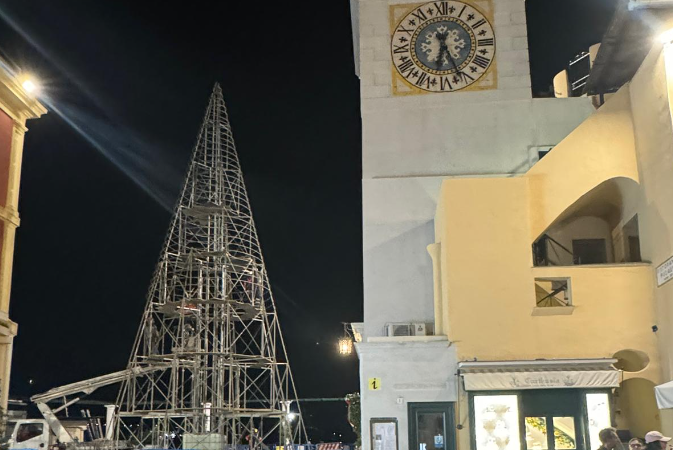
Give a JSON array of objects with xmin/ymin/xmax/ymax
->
[{"xmin": 0, "ymin": 0, "xmax": 615, "ymax": 443}]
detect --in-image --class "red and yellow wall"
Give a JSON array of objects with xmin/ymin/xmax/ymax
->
[{"xmin": 0, "ymin": 67, "xmax": 46, "ymax": 410}]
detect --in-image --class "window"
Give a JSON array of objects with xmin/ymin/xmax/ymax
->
[
  {"xmin": 535, "ymin": 278, "xmax": 571, "ymax": 307},
  {"xmin": 624, "ymin": 215, "xmax": 641, "ymax": 262},
  {"xmin": 585, "ymin": 393, "xmax": 611, "ymax": 450},
  {"xmin": 524, "ymin": 416, "xmax": 577, "ymax": 450},
  {"xmin": 525, "ymin": 417, "xmax": 548, "ymax": 450},
  {"xmin": 473, "ymin": 395, "xmax": 521, "ymax": 450},
  {"xmin": 572, "ymin": 239, "xmax": 607, "ymax": 265},
  {"xmin": 628, "ymin": 236, "xmax": 641, "ymax": 262},
  {"xmin": 16, "ymin": 423, "xmax": 43, "ymax": 443},
  {"xmin": 408, "ymin": 402, "xmax": 455, "ymax": 450}
]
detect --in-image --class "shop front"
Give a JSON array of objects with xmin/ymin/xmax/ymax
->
[{"xmin": 459, "ymin": 360, "xmax": 620, "ymax": 450}]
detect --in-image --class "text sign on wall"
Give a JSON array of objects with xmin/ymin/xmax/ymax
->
[
  {"xmin": 463, "ymin": 370, "xmax": 621, "ymax": 391},
  {"xmin": 657, "ymin": 255, "xmax": 673, "ymax": 287},
  {"xmin": 371, "ymin": 418, "xmax": 398, "ymax": 450}
]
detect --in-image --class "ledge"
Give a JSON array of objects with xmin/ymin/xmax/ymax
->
[
  {"xmin": 367, "ymin": 335, "xmax": 448, "ymax": 343},
  {"xmin": 532, "ymin": 262, "xmax": 651, "ymax": 269},
  {"xmin": 532, "ymin": 306, "xmax": 575, "ymax": 316}
]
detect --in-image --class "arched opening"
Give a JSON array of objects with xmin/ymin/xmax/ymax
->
[
  {"xmin": 533, "ymin": 177, "xmax": 642, "ymax": 266},
  {"xmin": 614, "ymin": 378, "xmax": 661, "ymax": 438},
  {"xmin": 613, "ymin": 349, "xmax": 650, "ymax": 373}
]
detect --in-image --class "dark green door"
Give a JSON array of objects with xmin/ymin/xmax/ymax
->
[
  {"xmin": 408, "ymin": 402, "xmax": 456, "ymax": 450},
  {"xmin": 522, "ymin": 390, "xmax": 585, "ymax": 450}
]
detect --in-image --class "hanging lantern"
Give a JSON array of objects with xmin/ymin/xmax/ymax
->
[{"xmin": 338, "ymin": 337, "xmax": 353, "ymax": 356}]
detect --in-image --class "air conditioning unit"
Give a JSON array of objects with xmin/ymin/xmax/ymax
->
[{"xmin": 385, "ymin": 322, "xmax": 428, "ymax": 337}]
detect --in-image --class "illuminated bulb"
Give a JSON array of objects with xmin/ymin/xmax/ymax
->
[
  {"xmin": 659, "ymin": 28, "xmax": 673, "ymax": 44},
  {"xmin": 287, "ymin": 412, "xmax": 297, "ymax": 422},
  {"xmin": 22, "ymin": 79, "xmax": 37, "ymax": 94},
  {"xmin": 337, "ymin": 337, "xmax": 353, "ymax": 356}
]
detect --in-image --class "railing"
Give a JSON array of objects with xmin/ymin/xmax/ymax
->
[
  {"xmin": 568, "ymin": 52, "xmax": 591, "ymax": 96},
  {"xmin": 533, "ymin": 234, "xmax": 574, "ymax": 267}
]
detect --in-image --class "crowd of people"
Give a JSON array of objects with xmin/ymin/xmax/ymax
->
[{"xmin": 598, "ymin": 428, "xmax": 671, "ymax": 450}]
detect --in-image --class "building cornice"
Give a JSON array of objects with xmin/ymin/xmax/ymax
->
[{"xmin": 0, "ymin": 69, "xmax": 47, "ymax": 124}]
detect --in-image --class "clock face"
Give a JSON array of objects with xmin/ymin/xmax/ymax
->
[{"xmin": 391, "ymin": 1, "xmax": 496, "ymax": 93}]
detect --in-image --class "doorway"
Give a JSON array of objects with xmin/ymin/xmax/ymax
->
[
  {"xmin": 408, "ymin": 402, "xmax": 456, "ymax": 450},
  {"xmin": 523, "ymin": 390, "xmax": 585, "ymax": 450}
]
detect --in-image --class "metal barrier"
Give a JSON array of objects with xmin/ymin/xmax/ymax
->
[
  {"xmin": 179, "ymin": 443, "xmax": 355, "ymax": 450},
  {"xmin": 271, "ymin": 444, "xmax": 355, "ymax": 450}
]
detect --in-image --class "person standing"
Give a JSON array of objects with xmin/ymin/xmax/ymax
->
[
  {"xmin": 598, "ymin": 428, "xmax": 621, "ymax": 450},
  {"xmin": 631, "ymin": 438, "xmax": 646, "ymax": 450},
  {"xmin": 645, "ymin": 432, "xmax": 671, "ymax": 450}
]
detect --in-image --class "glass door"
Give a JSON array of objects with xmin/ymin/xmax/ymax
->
[
  {"xmin": 522, "ymin": 390, "xmax": 585, "ymax": 450},
  {"xmin": 408, "ymin": 402, "xmax": 456, "ymax": 450},
  {"xmin": 524, "ymin": 415, "xmax": 579, "ymax": 450}
]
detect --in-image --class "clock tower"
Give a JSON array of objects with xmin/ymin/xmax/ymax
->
[{"xmin": 350, "ymin": 0, "xmax": 596, "ymax": 449}]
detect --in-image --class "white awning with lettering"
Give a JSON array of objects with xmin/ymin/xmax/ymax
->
[{"xmin": 459, "ymin": 359, "xmax": 621, "ymax": 391}]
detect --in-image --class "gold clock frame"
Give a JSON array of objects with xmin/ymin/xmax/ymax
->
[{"xmin": 389, "ymin": 0, "xmax": 497, "ymax": 96}]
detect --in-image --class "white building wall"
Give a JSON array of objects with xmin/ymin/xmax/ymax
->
[{"xmin": 357, "ymin": 339, "xmax": 458, "ymax": 450}]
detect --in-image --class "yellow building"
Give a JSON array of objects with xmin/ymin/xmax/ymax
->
[
  {"xmin": 0, "ymin": 66, "xmax": 46, "ymax": 410},
  {"xmin": 428, "ymin": 37, "xmax": 673, "ymax": 450}
]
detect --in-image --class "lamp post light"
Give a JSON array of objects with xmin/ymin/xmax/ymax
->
[
  {"xmin": 337, "ymin": 323, "xmax": 354, "ymax": 356},
  {"xmin": 19, "ymin": 74, "xmax": 40, "ymax": 96},
  {"xmin": 659, "ymin": 28, "xmax": 673, "ymax": 44}
]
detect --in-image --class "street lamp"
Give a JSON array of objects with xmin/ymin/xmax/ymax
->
[
  {"xmin": 337, "ymin": 337, "xmax": 353, "ymax": 356},
  {"xmin": 337, "ymin": 323, "xmax": 354, "ymax": 356},
  {"xmin": 18, "ymin": 74, "xmax": 40, "ymax": 96},
  {"xmin": 659, "ymin": 28, "xmax": 673, "ymax": 44}
]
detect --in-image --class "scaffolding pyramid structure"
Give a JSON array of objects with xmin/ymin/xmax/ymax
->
[{"xmin": 113, "ymin": 84, "xmax": 305, "ymax": 449}]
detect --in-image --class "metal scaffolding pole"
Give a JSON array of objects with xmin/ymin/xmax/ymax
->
[{"xmin": 112, "ymin": 84, "xmax": 306, "ymax": 449}]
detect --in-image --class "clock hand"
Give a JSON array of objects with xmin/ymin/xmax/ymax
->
[
  {"xmin": 436, "ymin": 31, "xmax": 449, "ymax": 69},
  {"xmin": 445, "ymin": 45, "xmax": 461, "ymax": 78},
  {"xmin": 436, "ymin": 46, "xmax": 447, "ymax": 69}
]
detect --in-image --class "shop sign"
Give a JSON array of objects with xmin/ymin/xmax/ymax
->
[
  {"xmin": 463, "ymin": 370, "xmax": 620, "ymax": 391},
  {"xmin": 657, "ymin": 255, "xmax": 673, "ymax": 287}
]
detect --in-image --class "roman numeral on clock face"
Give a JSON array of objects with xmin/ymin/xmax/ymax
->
[
  {"xmin": 398, "ymin": 26, "xmax": 414, "ymax": 36},
  {"xmin": 472, "ymin": 18, "xmax": 487, "ymax": 29},
  {"xmin": 393, "ymin": 44, "xmax": 409, "ymax": 54},
  {"xmin": 411, "ymin": 9, "xmax": 427, "ymax": 21},
  {"xmin": 416, "ymin": 72, "xmax": 432, "ymax": 89},
  {"xmin": 433, "ymin": 2, "xmax": 449, "ymax": 15},
  {"xmin": 397, "ymin": 58, "xmax": 415, "ymax": 76},
  {"xmin": 477, "ymin": 38, "xmax": 494, "ymax": 46},
  {"xmin": 459, "ymin": 70, "xmax": 474, "ymax": 82},
  {"xmin": 472, "ymin": 55, "xmax": 490, "ymax": 69},
  {"xmin": 440, "ymin": 76, "xmax": 453, "ymax": 91}
]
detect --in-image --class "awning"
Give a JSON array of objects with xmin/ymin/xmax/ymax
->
[
  {"xmin": 459, "ymin": 359, "xmax": 621, "ymax": 391},
  {"xmin": 655, "ymin": 380, "xmax": 673, "ymax": 409}
]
